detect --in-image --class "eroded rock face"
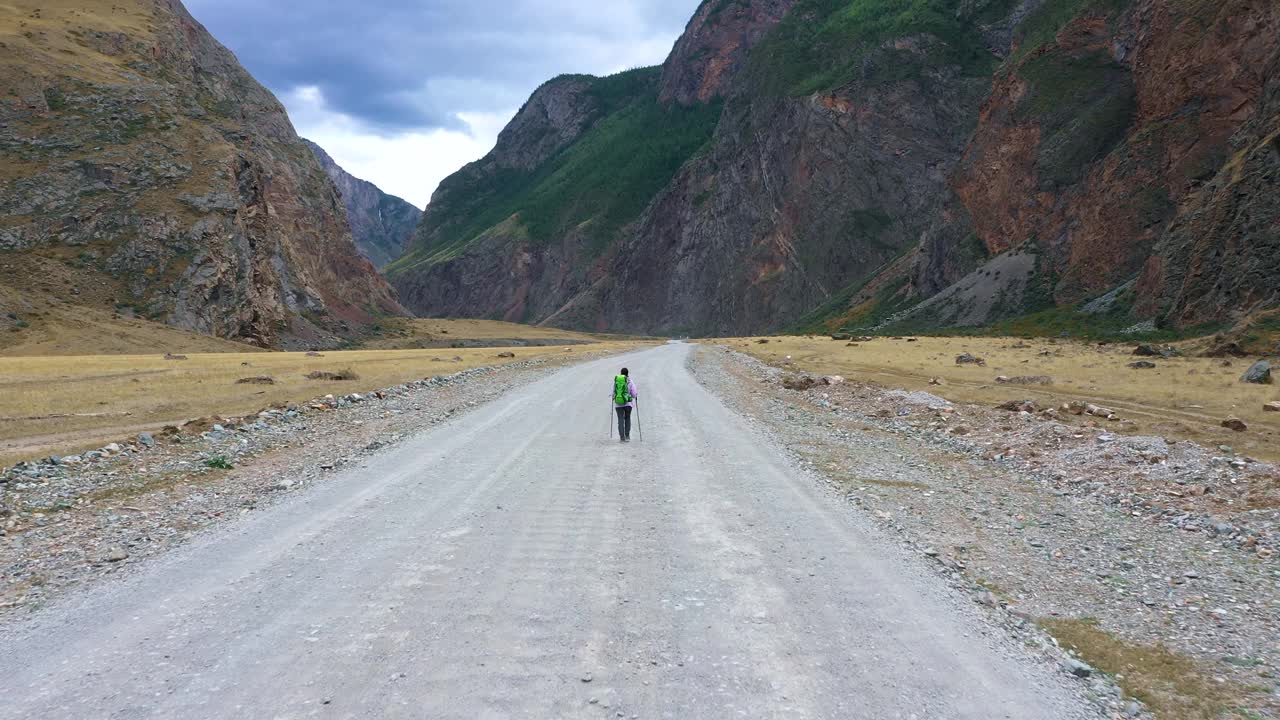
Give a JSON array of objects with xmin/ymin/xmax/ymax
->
[
  {"xmin": 555, "ymin": 70, "xmax": 988, "ymax": 334},
  {"xmin": 934, "ymin": 0, "xmax": 1279, "ymax": 323},
  {"xmin": 0, "ymin": 0, "xmax": 403, "ymax": 347},
  {"xmin": 304, "ymin": 140, "xmax": 422, "ymax": 269},
  {"xmin": 388, "ymin": 74, "xmax": 620, "ymax": 323},
  {"xmin": 392, "ymin": 0, "xmax": 1278, "ymax": 336},
  {"xmin": 659, "ymin": 0, "xmax": 799, "ymax": 105}
]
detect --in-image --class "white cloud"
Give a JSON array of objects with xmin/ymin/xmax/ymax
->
[{"xmin": 283, "ymin": 86, "xmax": 514, "ymax": 209}]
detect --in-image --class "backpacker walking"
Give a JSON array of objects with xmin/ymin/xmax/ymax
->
[{"xmin": 612, "ymin": 368, "xmax": 638, "ymax": 443}]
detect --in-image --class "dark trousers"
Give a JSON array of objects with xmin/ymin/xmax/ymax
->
[{"xmin": 615, "ymin": 406, "xmax": 633, "ymax": 440}]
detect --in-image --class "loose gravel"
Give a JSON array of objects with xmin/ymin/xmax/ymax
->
[
  {"xmin": 0, "ymin": 350, "xmax": 617, "ymax": 616},
  {"xmin": 691, "ymin": 345, "xmax": 1280, "ymax": 718}
]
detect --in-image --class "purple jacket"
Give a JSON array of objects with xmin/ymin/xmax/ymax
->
[{"xmin": 613, "ymin": 378, "xmax": 638, "ymax": 408}]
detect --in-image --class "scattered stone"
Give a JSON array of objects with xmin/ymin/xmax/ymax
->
[
  {"xmin": 995, "ymin": 375, "xmax": 1053, "ymax": 385},
  {"xmin": 138, "ymin": 432, "xmax": 155, "ymax": 448},
  {"xmin": 1134, "ymin": 344, "xmax": 1178, "ymax": 358},
  {"xmin": 955, "ymin": 353, "xmax": 986, "ymax": 366},
  {"xmin": 104, "ymin": 547, "xmax": 129, "ymax": 562},
  {"xmin": 1221, "ymin": 417, "xmax": 1248, "ymax": 432},
  {"xmin": 831, "ymin": 334, "xmax": 851, "ymax": 341},
  {"xmin": 581, "ymin": 672, "xmax": 593, "ymax": 683},
  {"xmin": 997, "ymin": 399, "xmax": 1040, "ymax": 413},
  {"xmin": 820, "ymin": 375, "xmax": 845, "ymax": 386},
  {"xmin": 1264, "ymin": 401, "xmax": 1280, "ymax": 413},
  {"xmin": 305, "ymin": 351, "xmax": 324, "ymax": 357},
  {"xmin": 1128, "ymin": 361, "xmax": 1157, "ymax": 369},
  {"xmin": 1201, "ymin": 340, "xmax": 1246, "ymax": 358},
  {"xmin": 306, "ymin": 369, "xmax": 359, "ymax": 381},
  {"xmin": 1085, "ymin": 403, "xmax": 1118, "ymax": 420},
  {"xmin": 1241, "ymin": 360, "xmax": 1272, "ymax": 384},
  {"xmin": 1064, "ymin": 658, "xmax": 1094, "ymax": 678},
  {"xmin": 163, "ymin": 353, "xmax": 188, "ymax": 361},
  {"xmin": 755, "ymin": 339, "xmax": 770, "ymax": 344},
  {"xmin": 496, "ymin": 352, "xmax": 516, "ymax": 358},
  {"xmin": 782, "ymin": 375, "xmax": 818, "ymax": 391},
  {"xmin": 236, "ymin": 376, "xmax": 276, "ymax": 385}
]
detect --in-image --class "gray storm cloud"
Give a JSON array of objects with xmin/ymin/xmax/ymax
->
[{"xmin": 184, "ymin": 0, "xmax": 700, "ymax": 133}]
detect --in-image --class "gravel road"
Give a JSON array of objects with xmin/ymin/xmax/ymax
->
[{"xmin": 0, "ymin": 343, "xmax": 1099, "ymax": 719}]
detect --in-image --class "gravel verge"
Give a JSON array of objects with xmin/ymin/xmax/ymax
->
[
  {"xmin": 691, "ymin": 344, "xmax": 1280, "ymax": 719},
  {"xmin": 0, "ymin": 349, "xmax": 623, "ymax": 619}
]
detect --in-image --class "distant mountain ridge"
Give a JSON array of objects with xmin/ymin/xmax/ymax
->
[
  {"xmin": 303, "ymin": 140, "xmax": 422, "ymax": 269},
  {"xmin": 389, "ymin": 0, "xmax": 1279, "ymax": 338},
  {"xmin": 0, "ymin": 0, "xmax": 404, "ymax": 348}
]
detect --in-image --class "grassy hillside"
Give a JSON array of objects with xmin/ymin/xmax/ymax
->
[
  {"xmin": 744, "ymin": 0, "xmax": 1013, "ymax": 95},
  {"xmin": 387, "ymin": 68, "xmax": 721, "ymax": 273}
]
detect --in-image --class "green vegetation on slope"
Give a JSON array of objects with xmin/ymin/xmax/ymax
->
[
  {"xmin": 387, "ymin": 68, "xmax": 722, "ymax": 273},
  {"xmin": 744, "ymin": 0, "xmax": 1014, "ymax": 96},
  {"xmin": 1015, "ymin": 50, "xmax": 1136, "ymax": 189},
  {"xmin": 1011, "ymin": 0, "xmax": 1131, "ymax": 60}
]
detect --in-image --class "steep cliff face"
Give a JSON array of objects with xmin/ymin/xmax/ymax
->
[
  {"xmin": 393, "ymin": 0, "xmax": 1278, "ymax": 336},
  {"xmin": 304, "ymin": 140, "xmax": 422, "ymax": 269},
  {"xmin": 864, "ymin": 0, "xmax": 1280, "ymax": 334},
  {"xmin": 0, "ymin": 0, "xmax": 403, "ymax": 347},
  {"xmin": 659, "ymin": 0, "xmax": 798, "ymax": 105},
  {"xmin": 386, "ymin": 69, "xmax": 723, "ymax": 323}
]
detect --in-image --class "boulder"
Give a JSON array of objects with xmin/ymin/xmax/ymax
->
[
  {"xmin": 1128, "ymin": 361, "xmax": 1157, "ymax": 369},
  {"xmin": 1241, "ymin": 361, "xmax": 1272, "ymax": 384},
  {"xmin": 1264, "ymin": 401, "xmax": 1280, "ymax": 413},
  {"xmin": 996, "ymin": 375, "xmax": 1053, "ymax": 385},
  {"xmin": 782, "ymin": 375, "xmax": 818, "ymax": 391},
  {"xmin": 236, "ymin": 376, "xmax": 275, "ymax": 385},
  {"xmin": 997, "ymin": 399, "xmax": 1040, "ymax": 413},
  {"xmin": 955, "ymin": 353, "xmax": 986, "ymax": 366},
  {"xmin": 1221, "ymin": 417, "xmax": 1248, "ymax": 432},
  {"xmin": 1201, "ymin": 340, "xmax": 1247, "ymax": 358},
  {"xmin": 497, "ymin": 351, "xmax": 516, "ymax": 358}
]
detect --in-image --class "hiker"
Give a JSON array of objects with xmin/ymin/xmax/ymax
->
[{"xmin": 612, "ymin": 367, "xmax": 638, "ymax": 442}]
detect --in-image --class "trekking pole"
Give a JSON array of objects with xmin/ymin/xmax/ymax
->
[
  {"xmin": 609, "ymin": 401, "xmax": 614, "ymax": 440},
  {"xmin": 637, "ymin": 399, "xmax": 643, "ymax": 442}
]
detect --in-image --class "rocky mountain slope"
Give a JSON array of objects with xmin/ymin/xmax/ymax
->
[
  {"xmin": 0, "ymin": 0, "xmax": 403, "ymax": 348},
  {"xmin": 303, "ymin": 140, "xmax": 421, "ymax": 269},
  {"xmin": 390, "ymin": 0, "xmax": 1279, "ymax": 338}
]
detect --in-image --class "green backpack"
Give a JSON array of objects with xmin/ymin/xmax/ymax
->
[{"xmin": 613, "ymin": 375, "xmax": 631, "ymax": 405}]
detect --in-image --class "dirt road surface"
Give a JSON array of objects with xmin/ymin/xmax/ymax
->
[{"xmin": 0, "ymin": 343, "xmax": 1098, "ymax": 719}]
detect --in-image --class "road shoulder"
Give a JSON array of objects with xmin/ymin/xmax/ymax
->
[{"xmin": 690, "ymin": 344, "xmax": 1279, "ymax": 720}]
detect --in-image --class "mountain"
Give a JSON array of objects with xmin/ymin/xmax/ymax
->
[
  {"xmin": 0, "ymin": 0, "xmax": 404, "ymax": 349},
  {"xmin": 388, "ymin": 0, "xmax": 1279, "ymax": 338},
  {"xmin": 303, "ymin": 140, "xmax": 422, "ymax": 269}
]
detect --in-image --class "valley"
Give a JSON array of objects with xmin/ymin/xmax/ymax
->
[
  {"xmin": 2, "ymin": 0, "xmax": 1278, "ymax": 718},
  {"xmin": 0, "ymin": 318, "xmax": 650, "ymax": 466}
]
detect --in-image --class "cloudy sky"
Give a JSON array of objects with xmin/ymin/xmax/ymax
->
[{"xmin": 185, "ymin": 0, "xmax": 701, "ymax": 208}]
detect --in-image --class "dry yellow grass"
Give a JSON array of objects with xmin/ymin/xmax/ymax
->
[
  {"xmin": 730, "ymin": 335, "xmax": 1280, "ymax": 461},
  {"xmin": 0, "ymin": 285, "xmax": 261, "ymax": 357},
  {"xmin": 0, "ymin": 320, "xmax": 653, "ymax": 465},
  {"xmin": 1039, "ymin": 618, "xmax": 1247, "ymax": 720},
  {"xmin": 361, "ymin": 318, "xmax": 647, "ymax": 349}
]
